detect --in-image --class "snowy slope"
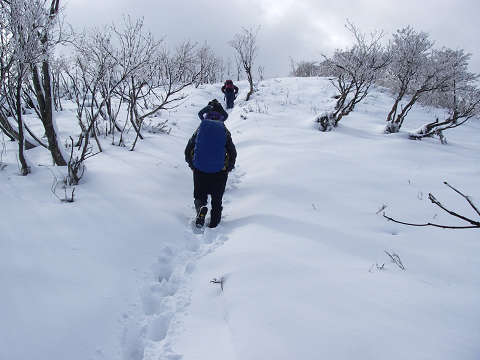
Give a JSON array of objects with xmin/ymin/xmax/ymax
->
[{"xmin": 1, "ymin": 77, "xmax": 479, "ymax": 360}]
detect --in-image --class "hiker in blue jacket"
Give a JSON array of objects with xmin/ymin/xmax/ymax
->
[
  {"xmin": 185, "ymin": 99, "xmax": 237, "ymax": 228},
  {"xmin": 221, "ymin": 80, "xmax": 239, "ymax": 109}
]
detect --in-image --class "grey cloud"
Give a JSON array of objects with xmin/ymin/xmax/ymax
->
[{"xmin": 65, "ymin": 0, "xmax": 480, "ymax": 76}]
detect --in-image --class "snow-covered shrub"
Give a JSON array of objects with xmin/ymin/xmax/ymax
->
[
  {"xmin": 321, "ymin": 21, "xmax": 389, "ymax": 131},
  {"xmin": 409, "ymin": 50, "xmax": 480, "ymax": 142},
  {"xmin": 383, "ymin": 27, "xmax": 463, "ymax": 134},
  {"xmin": 1, "ymin": 0, "xmax": 66, "ymax": 174}
]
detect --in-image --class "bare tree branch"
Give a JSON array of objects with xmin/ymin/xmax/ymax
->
[
  {"xmin": 383, "ymin": 182, "xmax": 480, "ymax": 230},
  {"xmin": 383, "ymin": 213, "xmax": 479, "ymax": 229},
  {"xmin": 443, "ymin": 181, "xmax": 480, "ymax": 217}
]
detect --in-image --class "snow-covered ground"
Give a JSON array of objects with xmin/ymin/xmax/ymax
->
[{"xmin": 1, "ymin": 77, "xmax": 479, "ymax": 360}]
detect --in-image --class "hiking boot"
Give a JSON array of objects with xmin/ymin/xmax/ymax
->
[
  {"xmin": 209, "ymin": 207, "xmax": 222, "ymax": 228},
  {"xmin": 194, "ymin": 199, "xmax": 206, "ymax": 213},
  {"xmin": 195, "ymin": 206, "xmax": 208, "ymax": 228}
]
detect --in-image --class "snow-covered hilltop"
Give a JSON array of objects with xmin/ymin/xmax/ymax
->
[{"xmin": 1, "ymin": 78, "xmax": 479, "ymax": 360}]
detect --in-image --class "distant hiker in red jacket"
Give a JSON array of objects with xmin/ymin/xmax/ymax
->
[
  {"xmin": 185, "ymin": 99, "xmax": 237, "ymax": 228},
  {"xmin": 221, "ymin": 80, "xmax": 239, "ymax": 109}
]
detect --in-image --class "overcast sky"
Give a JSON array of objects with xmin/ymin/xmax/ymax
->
[{"xmin": 64, "ymin": 0, "xmax": 480, "ymax": 78}]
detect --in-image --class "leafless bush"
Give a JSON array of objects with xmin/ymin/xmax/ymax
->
[{"xmin": 66, "ymin": 134, "xmax": 97, "ymax": 186}]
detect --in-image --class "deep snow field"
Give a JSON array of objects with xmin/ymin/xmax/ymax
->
[{"xmin": 1, "ymin": 77, "xmax": 479, "ymax": 360}]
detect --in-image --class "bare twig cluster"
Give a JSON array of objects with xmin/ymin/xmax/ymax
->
[
  {"xmin": 210, "ymin": 277, "xmax": 224, "ymax": 291},
  {"xmin": 47, "ymin": 166, "xmax": 76, "ymax": 203},
  {"xmin": 384, "ymin": 251, "xmax": 406, "ymax": 270}
]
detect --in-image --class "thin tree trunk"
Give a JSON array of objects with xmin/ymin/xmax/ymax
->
[
  {"xmin": 245, "ymin": 68, "xmax": 254, "ymax": 101},
  {"xmin": 0, "ymin": 122, "xmax": 15, "ymax": 141},
  {"xmin": 386, "ymin": 87, "xmax": 407, "ymax": 123},
  {"xmin": 32, "ymin": 62, "xmax": 67, "ymax": 165},
  {"xmin": 16, "ymin": 75, "xmax": 30, "ymax": 175},
  {"xmin": 394, "ymin": 93, "xmax": 419, "ymax": 129}
]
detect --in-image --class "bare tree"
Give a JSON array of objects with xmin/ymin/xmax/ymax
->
[
  {"xmin": 409, "ymin": 49, "xmax": 480, "ymax": 142},
  {"xmin": 384, "ymin": 27, "xmax": 432, "ymax": 133},
  {"xmin": 29, "ymin": 0, "xmax": 68, "ymax": 166},
  {"xmin": 60, "ymin": 20, "xmax": 152, "ymax": 181},
  {"xmin": 69, "ymin": 26, "xmax": 117, "ymax": 150},
  {"xmin": 384, "ymin": 27, "xmax": 457, "ymax": 133},
  {"xmin": 130, "ymin": 40, "xmax": 200, "ymax": 151},
  {"xmin": 229, "ymin": 26, "xmax": 260, "ymax": 101},
  {"xmin": 318, "ymin": 22, "xmax": 389, "ymax": 131},
  {"xmin": 2, "ymin": 0, "xmax": 54, "ymax": 174},
  {"xmin": 0, "ymin": 0, "xmax": 40, "ymax": 149},
  {"xmin": 194, "ymin": 42, "xmax": 223, "ymax": 86},
  {"xmin": 107, "ymin": 16, "xmax": 162, "ymax": 148}
]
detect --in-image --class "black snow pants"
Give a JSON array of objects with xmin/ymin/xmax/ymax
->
[
  {"xmin": 225, "ymin": 92, "xmax": 235, "ymax": 109},
  {"xmin": 193, "ymin": 169, "xmax": 228, "ymax": 220}
]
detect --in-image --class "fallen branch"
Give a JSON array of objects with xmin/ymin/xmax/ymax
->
[{"xmin": 384, "ymin": 182, "xmax": 480, "ymax": 230}]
